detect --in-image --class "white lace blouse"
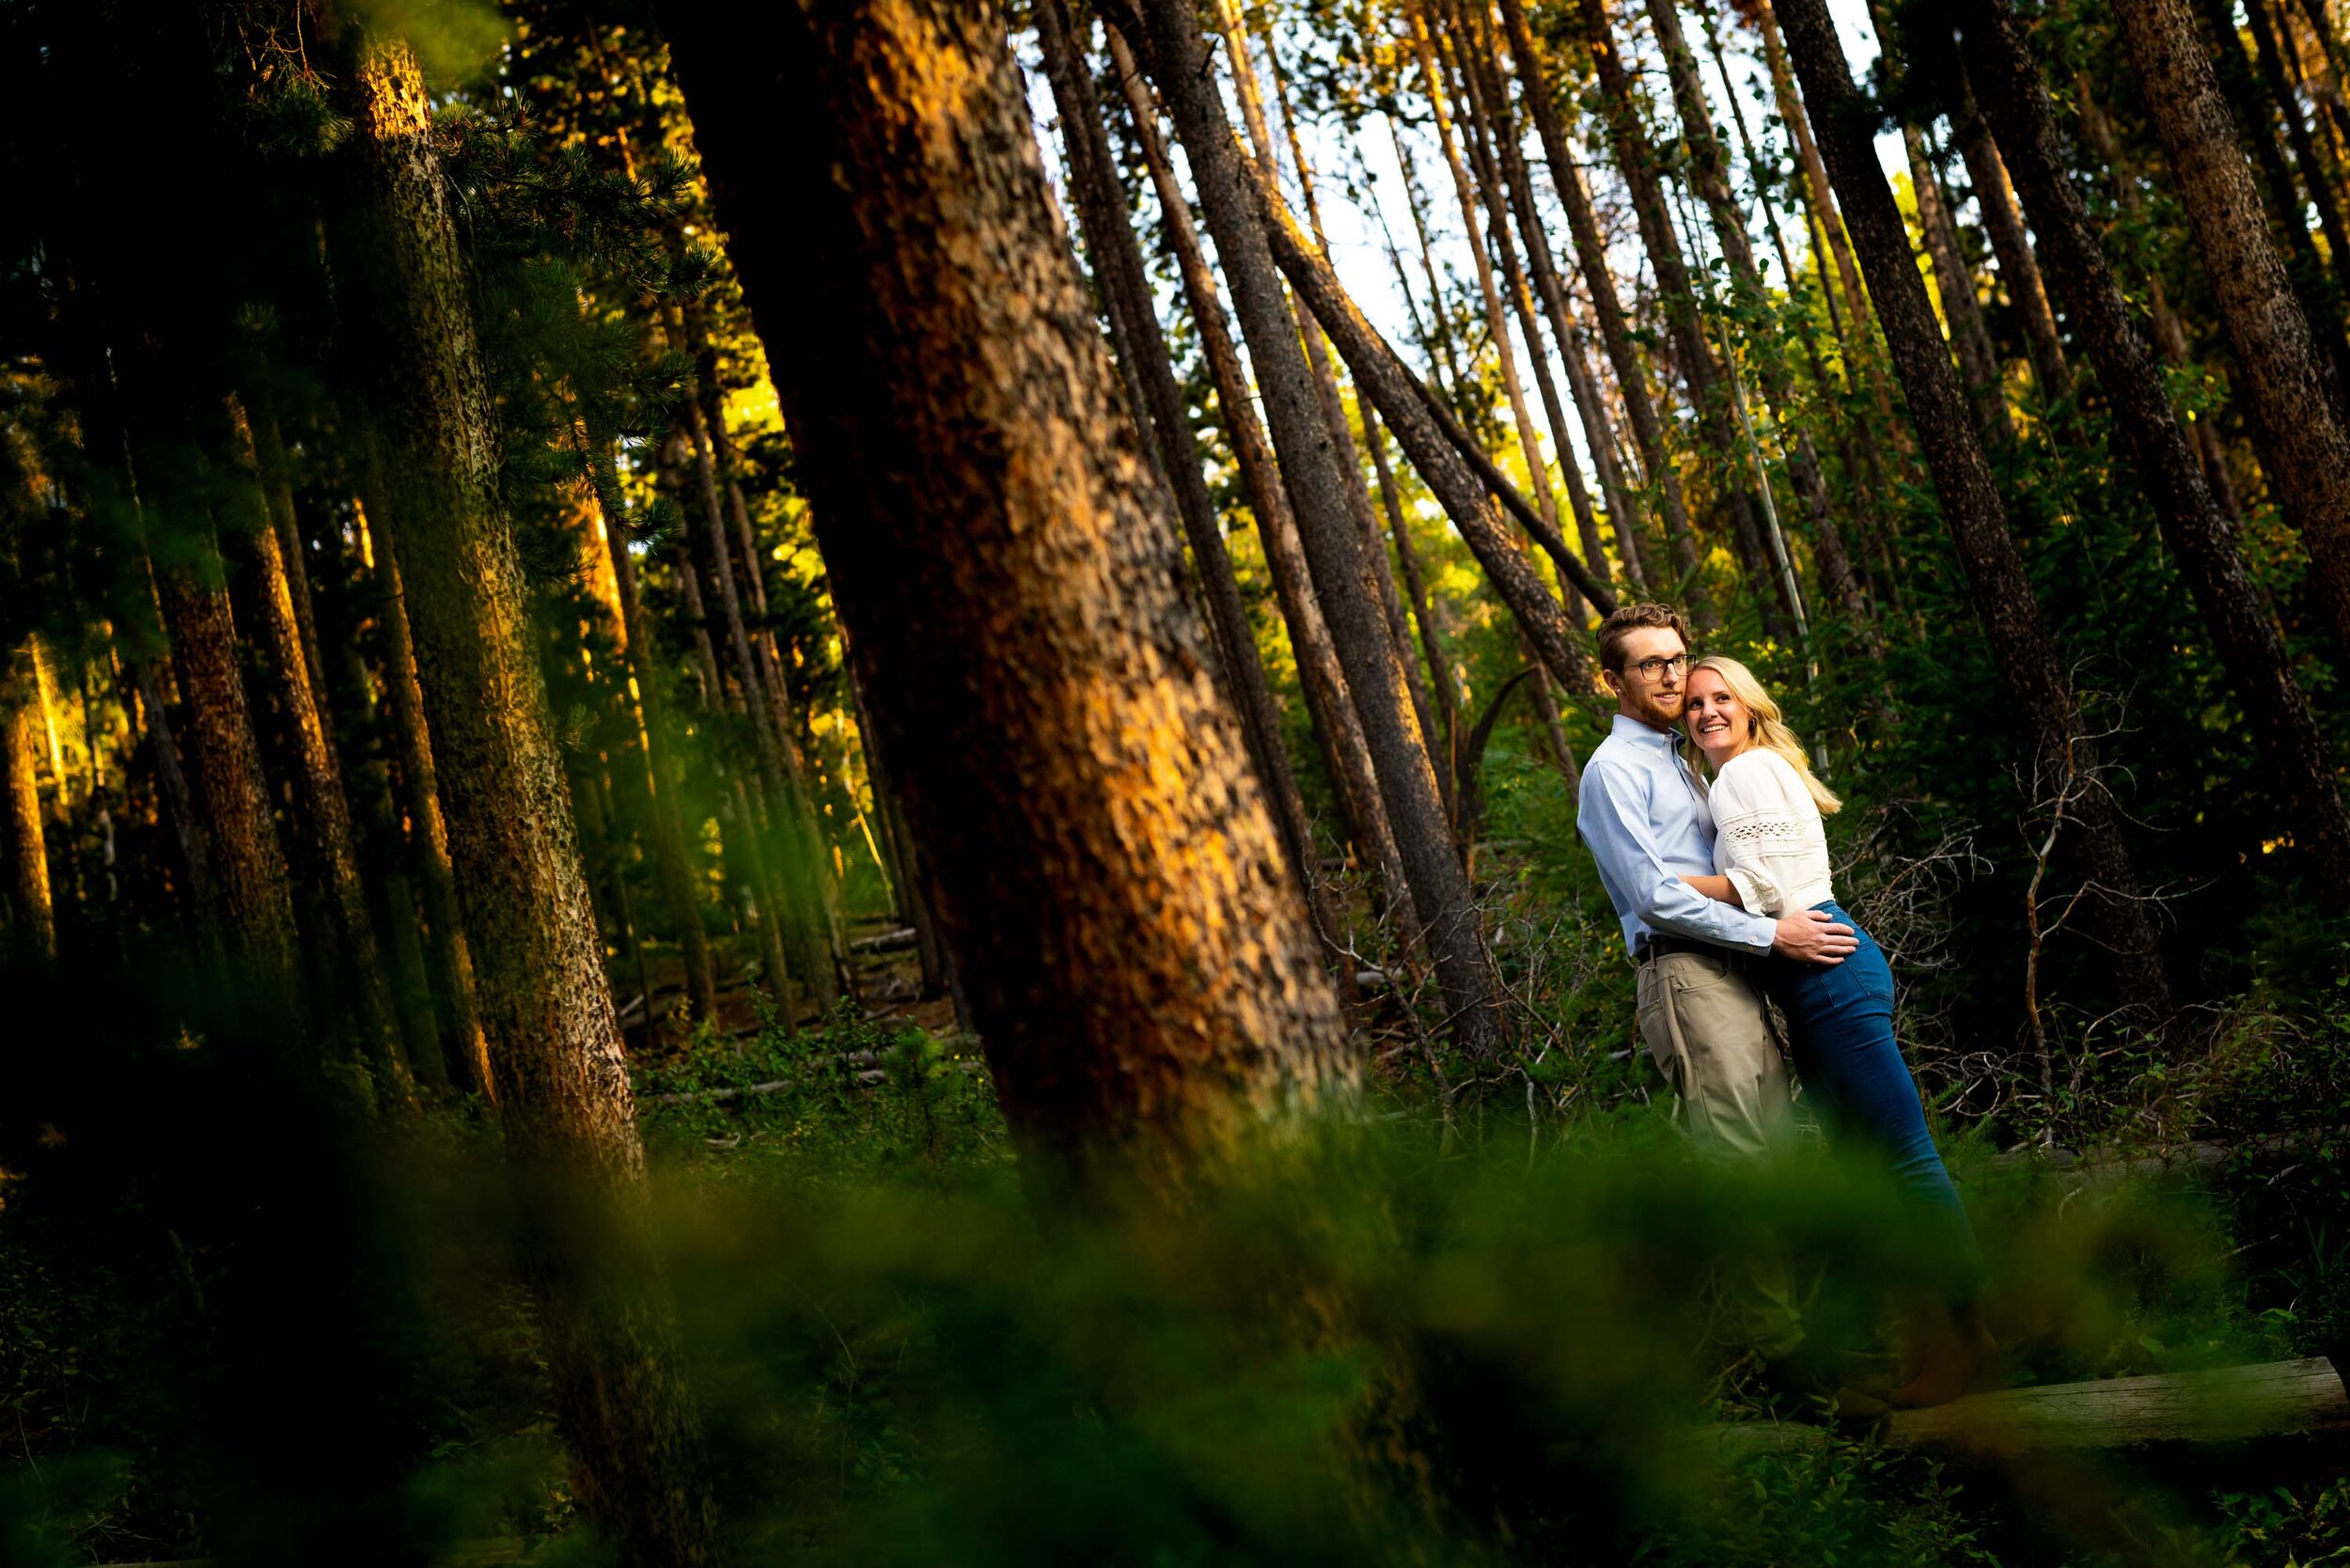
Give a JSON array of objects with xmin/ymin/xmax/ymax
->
[{"xmin": 1706, "ymin": 748, "xmax": 1836, "ymax": 917}]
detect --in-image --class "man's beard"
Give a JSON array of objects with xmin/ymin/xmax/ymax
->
[{"xmin": 1630, "ymin": 686, "xmax": 1684, "ymax": 730}]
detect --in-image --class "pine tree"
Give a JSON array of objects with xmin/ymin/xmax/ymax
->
[{"xmin": 663, "ymin": 0, "xmax": 1359, "ymax": 1163}]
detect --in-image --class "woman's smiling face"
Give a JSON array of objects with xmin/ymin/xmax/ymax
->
[{"xmin": 1684, "ymin": 668, "xmax": 1749, "ymax": 765}]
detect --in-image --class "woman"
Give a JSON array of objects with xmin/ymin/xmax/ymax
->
[{"xmin": 1679, "ymin": 655, "xmax": 1997, "ymax": 1408}]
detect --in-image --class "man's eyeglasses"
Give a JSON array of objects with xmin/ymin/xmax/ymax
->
[{"xmin": 1619, "ymin": 654, "xmax": 1689, "ymax": 682}]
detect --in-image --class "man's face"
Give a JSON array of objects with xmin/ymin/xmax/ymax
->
[{"xmin": 1607, "ymin": 626, "xmax": 1690, "ymax": 731}]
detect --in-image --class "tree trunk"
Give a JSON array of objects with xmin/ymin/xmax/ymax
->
[
  {"xmin": 1578, "ymin": 0, "xmax": 1795, "ymax": 639},
  {"xmin": 2113, "ymin": 0, "xmax": 2350, "ymax": 669},
  {"xmin": 697, "ymin": 380, "xmax": 854, "ymax": 1001},
  {"xmin": 1035, "ymin": 0, "xmax": 1342, "ymax": 954},
  {"xmin": 1260, "ymin": 8, "xmax": 1457, "ymax": 776},
  {"xmin": 152, "ymin": 546, "xmax": 308, "ymax": 1027},
  {"xmin": 1129, "ymin": 0, "xmax": 1507, "ymax": 1054},
  {"xmin": 2074, "ymin": 75, "xmax": 2244, "ymax": 523},
  {"xmin": 1497, "ymin": 0, "xmax": 1707, "ymax": 613},
  {"xmin": 1955, "ymin": 0, "xmax": 2350, "ymax": 892},
  {"xmin": 1646, "ymin": 0, "xmax": 1873, "ymax": 640},
  {"xmin": 583, "ymin": 429, "xmax": 719, "ymax": 1028},
  {"xmin": 682, "ymin": 398, "xmax": 836, "ymax": 1015},
  {"xmin": 1775, "ymin": 0, "xmax": 2172, "ymax": 1011},
  {"xmin": 1365, "ymin": 407, "xmax": 1465, "ymax": 804},
  {"xmin": 661, "ymin": 0, "xmax": 1358, "ymax": 1163},
  {"xmin": 1749, "ymin": 0, "xmax": 1911, "ymax": 452},
  {"xmin": 1466, "ymin": 0, "xmax": 1649, "ymax": 594},
  {"xmin": 338, "ymin": 31, "xmax": 719, "ymax": 1563},
  {"xmin": 1407, "ymin": 5, "xmax": 1576, "ymax": 588},
  {"xmin": 226, "ymin": 398, "xmax": 415, "ymax": 1100},
  {"xmin": 1104, "ymin": 28, "xmax": 1421, "ymax": 943},
  {"xmin": 1947, "ymin": 67, "xmax": 2072, "ymax": 401},
  {"xmin": 1904, "ymin": 125, "xmax": 2017, "ymax": 448},
  {"xmin": 0, "ymin": 653, "xmax": 54, "ymax": 967},
  {"xmin": 2245, "ymin": 0, "xmax": 2350, "ymax": 310}
]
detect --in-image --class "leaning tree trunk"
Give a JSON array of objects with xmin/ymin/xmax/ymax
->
[
  {"xmin": 583, "ymin": 427, "xmax": 719, "ymax": 1028},
  {"xmin": 1035, "ymin": 0, "xmax": 1342, "ymax": 955},
  {"xmin": 1645, "ymin": 0, "xmax": 1873, "ymax": 639},
  {"xmin": 0, "ymin": 652, "xmax": 54, "ymax": 967},
  {"xmin": 2111, "ymin": 0, "xmax": 2350, "ymax": 671},
  {"xmin": 1904, "ymin": 125, "xmax": 2017, "ymax": 448},
  {"xmin": 363, "ymin": 507, "xmax": 491, "ymax": 1097},
  {"xmin": 1955, "ymin": 0, "xmax": 2350, "ymax": 894},
  {"xmin": 661, "ymin": 0, "xmax": 1356, "ymax": 1165},
  {"xmin": 1497, "ymin": 0, "xmax": 1706, "ymax": 612},
  {"xmin": 1946, "ymin": 65, "xmax": 2071, "ymax": 402},
  {"xmin": 1452, "ymin": 0, "xmax": 1643, "ymax": 593},
  {"xmin": 2074, "ymin": 76, "xmax": 2244, "ymax": 522},
  {"xmin": 1125, "ymin": 0, "xmax": 1505, "ymax": 1053},
  {"xmin": 1578, "ymin": 0, "xmax": 1794, "ymax": 639},
  {"xmin": 151, "ymin": 543, "xmax": 309, "ymax": 1029},
  {"xmin": 1104, "ymin": 28, "xmax": 1423, "ymax": 945},
  {"xmin": 337, "ymin": 30, "xmax": 718, "ymax": 1565},
  {"xmin": 225, "ymin": 398, "xmax": 416, "ymax": 1099},
  {"xmin": 1775, "ymin": 0, "xmax": 2172, "ymax": 1011}
]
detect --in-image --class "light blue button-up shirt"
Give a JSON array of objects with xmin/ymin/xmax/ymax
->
[{"xmin": 1577, "ymin": 713, "xmax": 1778, "ymax": 959}]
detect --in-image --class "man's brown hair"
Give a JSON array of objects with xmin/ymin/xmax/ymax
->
[{"xmin": 1596, "ymin": 602, "xmax": 1690, "ymax": 673}]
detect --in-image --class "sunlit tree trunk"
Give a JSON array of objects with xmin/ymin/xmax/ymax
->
[
  {"xmin": 1105, "ymin": 24, "xmax": 1427, "ymax": 952},
  {"xmin": 338, "ymin": 31, "xmax": 719, "ymax": 1562},
  {"xmin": 1959, "ymin": 0, "xmax": 2350, "ymax": 893},
  {"xmin": 2114, "ymin": 0, "xmax": 2350, "ymax": 668},
  {"xmin": 1035, "ymin": 0, "xmax": 1340, "ymax": 949},
  {"xmin": 225, "ymin": 397, "xmax": 415, "ymax": 1099},
  {"xmin": 582, "ymin": 428, "xmax": 719, "ymax": 1028},
  {"xmin": 662, "ymin": 0, "xmax": 1358, "ymax": 1160},
  {"xmin": 0, "ymin": 653, "xmax": 53, "ymax": 967},
  {"xmin": 356, "ymin": 504, "xmax": 489, "ymax": 1096},
  {"xmin": 1126, "ymin": 0, "xmax": 1505, "ymax": 1051},
  {"xmin": 1945, "ymin": 66, "xmax": 2072, "ymax": 401},
  {"xmin": 1776, "ymin": 0, "xmax": 2172, "ymax": 1010}
]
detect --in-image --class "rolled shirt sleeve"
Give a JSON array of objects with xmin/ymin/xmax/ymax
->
[{"xmin": 1579, "ymin": 758, "xmax": 1778, "ymax": 955}]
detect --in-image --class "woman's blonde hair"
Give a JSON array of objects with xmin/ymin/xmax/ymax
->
[{"xmin": 1687, "ymin": 655, "xmax": 1842, "ymax": 814}]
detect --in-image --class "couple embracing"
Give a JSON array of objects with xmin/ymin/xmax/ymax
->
[{"xmin": 1575, "ymin": 603, "xmax": 1997, "ymax": 1413}]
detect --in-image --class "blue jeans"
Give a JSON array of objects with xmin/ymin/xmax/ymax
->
[{"xmin": 1762, "ymin": 902, "xmax": 1982, "ymax": 1298}]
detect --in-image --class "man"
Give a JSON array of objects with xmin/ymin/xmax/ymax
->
[{"xmin": 1576, "ymin": 603, "xmax": 1856, "ymax": 1376}]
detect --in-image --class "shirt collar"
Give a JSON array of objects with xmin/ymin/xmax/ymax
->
[{"xmin": 1610, "ymin": 712, "xmax": 1684, "ymax": 755}]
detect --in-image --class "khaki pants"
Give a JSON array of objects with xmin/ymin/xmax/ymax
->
[
  {"xmin": 1637, "ymin": 949, "xmax": 1804, "ymax": 1359},
  {"xmin": 1636, "ymin": 949, "xmax": 1794, "ymax": 1164}
]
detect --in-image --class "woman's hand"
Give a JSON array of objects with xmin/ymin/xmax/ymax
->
[{"xmin": 1679, "ymin": 873, "xmax": 1744, "ymax": 908}]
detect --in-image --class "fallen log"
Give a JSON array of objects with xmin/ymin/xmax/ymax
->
[
  {"xmin": 1889, "ymin": 1356, "xmax": 2349, "ymax": 1453},
  {"xmin": 1715, "ymin": 1356, "xmax": 2349, "ymax": 1456}
]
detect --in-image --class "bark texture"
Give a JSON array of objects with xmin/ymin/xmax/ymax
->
[
  {"xmin": 1104, "ymin": 28, "xmax": 1418, "ymax": 933},
  {"xmin": 2112, "ymin": 0, "xmax": 2350, "ymax": 668},
  {"xmin": 1956, "ymin": 0, "xmax": 2350, "ymax": 891},
  {"xmin": 1776, "ymin": 0, "xmax": 2171, "ymax": 1008},
  {"xmin": 663, "ymin": 0, "xmax": 1360, "ymax": 1157},
  {"xmin": 1037, "ymin": 0, "xmax": 1332, "ymax": 946},
  {"xmin": 1127, "ymin": 0, "xmax": 1504, "ymax": 1053},
  {"xmin": 339, "ymin": 31, "xmax": 717, "ymax": 1564},
  {"xmin": 0, "ymin": 656, "xmax": 53, "ymax": 966}
]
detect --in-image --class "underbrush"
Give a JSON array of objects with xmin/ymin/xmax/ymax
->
[{"xmin": 2, "ymin": 982, "xmax": 2345, "ymax": 1565}]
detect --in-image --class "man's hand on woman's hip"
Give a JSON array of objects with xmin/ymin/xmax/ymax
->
[{"xmin": 1773, "ymin": 908, "xmax": 1856, "ymax": 965}]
